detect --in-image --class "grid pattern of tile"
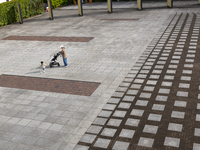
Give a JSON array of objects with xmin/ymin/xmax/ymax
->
[
  {"xmin": 0, "ymin": 75, "xmax": 100, "ymax": 96},
  {"xmin": 1, "ymin": 36, "xmax": 94, "ymax": 42},
  {"xmin": 76, "ymin": 12, "xmax": 200, "ymax": 150}
]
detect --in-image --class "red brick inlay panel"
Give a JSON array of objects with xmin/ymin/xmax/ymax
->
[
  {"xmin": 1, "ymin": 36, "xmax": 94, "ymax": 42},
  {"xmin": 101, "ymin": 18, "xmax": 140, "ymax": 21},
  {"xmin": 0, "ymin": 74, "xmax": 100, "ymax": 96}
]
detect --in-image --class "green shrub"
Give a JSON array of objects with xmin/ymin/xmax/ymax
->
[
  {"xmin": 51, "ymin": 0, "xmax": 69, "ymax": 8},
  {"xmin": 0, "ymin": 0, "xmax": 43, "ymax": 27}
]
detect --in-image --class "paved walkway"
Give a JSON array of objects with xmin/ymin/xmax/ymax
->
[{"xmin": 0, "ymin": 1, "xmax": 199, "ymax": 150}]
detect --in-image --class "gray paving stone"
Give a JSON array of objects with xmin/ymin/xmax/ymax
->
[
  {"xmin": 131, "ymin": 109, "xmax": 144, "ymax": 117},
  {"xmin": 164, "ymin": 137, "xmax": 180, "ymax": 148},
  {"xmin": 137, "ymin": 74, "xmax": 147, "ymax": 79},
  {"xmin": 143, "ymin": 86, "xmax": 155, "ymax": 92},
  {"xmin": 142, "ymin": 66, "xmax": 152, "ymax": 69},
  {"xmin": 112, "ymin": 92, "xmax": 124, "ymax": 98},
  {"xmin": 0, "ymin": 140, "xmax": 8, "ymax": 148},
  {"xmin": 168, "ymin": 123, "xmax": 183, "ymax": 132},
  {"xmin": 170, "ymin": 60, "xmax": 179, "ymax": 64},
  {"xmin": 155, "ymin": 65, "xmax": 164, "ymax": 69},
  {"xmin": 127, "ymin": 90, "xmax": 138, "ymax": 95},
  {"xmin": 171, "ymin": 111, "xmax": 185, "ymax": 119},
  {"xmin": 169, "ymin": 65, "xmax": 178, "ymax": 69},
  {"xmin": 161, "ymin": 82, "xmax": 172, "ymax": 87},
  {"xmin": 181, "ymin": 76, "xmax": 191, "ymax": 81},
  {"xmin": 116, "ymin": 87, "xmax": 127, "ymax": 92},
  {"xmin": 158, "ymin": 88, "xmax": 170, "ymax": 94},
  {"xmin": 33, "ymin": 137, "xmax": 56, "ymax": 148},
  {"xmin": 87, "ymin": 125, "xmax": 102, "ymax": 134},
  {"xmin": 166, "ymin": 70, "xmax": 176, "ymax": 74},
  {"xmin": 136, "ymin": 100, "xmax": 148, "ymax": 106},
  {"xmin": 94, "ymin": 138, "xmax": 111, "ymax": 149},
  {"xmin": 140, "ymin": 70, "xmax": 150, "ymax": 74},
  {"xmin": 157, "ymin": 61, "xmax": 166, "ymax": 64},
  {"xmin": 188, "ymin": 50, "xmax": 196, "ymax": 53},
  {"xmin": 152, "ymin": 70, "xmax": 162, "ymax": 74},
  {"xmin": 140, "ymin": 93, "xmax": 152, "ymax": 99},
  {"xmin": 108, "ymin": 98, "xmax": 120, "ymax": 104},
  {"xmin": 177, "ymin": 91, "xmax": 188, "ymax": 97},
  {"xmin": 184, "ymin": 64, "xmax": 193, "ymax": 68},
  {"xmin": 120, "ymin": 82, "xmax": 131, "ymax": 87},
  {"xmin": 179, "ymin": 83, "xmax": 190, "ymax": 88},
  {"xmin": 148, "ymin": 114, "xmax": 162, "ymax": 122},
  {"xmin": 44, "ymin": 116, "xmax": 59, "ymax": 123},
  {"xmin": 130, "ymin": 84, "xmax": 142, "ymax": 89},
  {"xmin": 101, "ymin": 128, "xmax": 117, "ymax": 137},
  {"xmin": 143, "ymin": 125, "xmax": 158, "ymax": 134},
  {"xmin": 107, "ymin": 119, "xmax": 122, "ymax": 127},
  {"xmin": 134, "ymin": 79, "xmax": 145, "ymax": 84},
  {"xmin": 147, "ymin": 80, "xmax": 157, "ymax": 85},
  {"xmin": 38, "ymin": 122, "xmax": 52, "ymax": 130},
  {"xmin": 122, "ymin": 96, "xmax": 135, "ymax": 102},
  {"xmin": 80, "ymin": 134, "xmax": 96, "ymax": 143},
  {"xmin": 152, "ymin": 104, "xmax": 165, "ymax": 111},
  {"xmin": 195, "ymin": 128, "xmax": 200, "ymax": 137},
  {"xmin": 182, "ymin": 70, "xmax": 192, "ymax": 74},
  {"xmin": 126, "ymin": 74, "xmax": 136, "ymax": 78},
  {"xmin": 156, "ymin": 95, "xmax": 168, "ymax": 102},
  {"xmin": 113, "ymin": 110, "xmax": 127, "ymax": 118},
  {"xmin": 138, "ymin": 137, "xmax": 154, "ymax": 148},
  {"xmin": 118, "ymin": 102, "xmax": 131, "ymax": 109},
  {"xmin": 93, "ymin": 118, "xmax": 107, "ymax": 126},
  {"xmin": 112, "ymin": 141, "xmax": 130, "ymax": 150},
  {"xmin": 196, "ymin": 114, "xmax": 200, "ymax": 121},
  {"xmin": 119, "ymin": 129, "xmax": 135, "ymax": 138},
  {"xmin": 49, "ymin": 124, "xmax": 63, "ymax": 131},
  {"xmin": 193, "ymin": 143, "xmax": 200, "ymax": 150},
  {"xmin": 145, "ymin": 62, "xmax": 154, "ymax": 66},
  {"xmin": 174, "ymin": 101, "xmax": 187, "ymax": 107},
  {"xmin": 164, "ymin": 75, "xmax": 174, "ymax": 80},
  {"xmin": 159, "ymin": 57, "xmax": 168, "ymax": 60},
  {"xmin": 125, "ymin": 118, "xmax": 140, "ymax": 127},
  {"xmin": 1, "ymin": 141, "xmax": 18, "ymax": 150},
  {"xmin": 103, "ymin": 104, "xmax": 116, "ymax": 110},
  {"xmin": 98, "ymin": 110, "xmax": 112, "ymax": 118},
  {"xmin": 197, "ymin": 103, "xmax": 200, "ymax": 109},
  {"xmin": 187, "ymin": 54, "xmax": 195, "ymax": 57}
]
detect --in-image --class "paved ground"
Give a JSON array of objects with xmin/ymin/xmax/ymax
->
[{"xmin": 0, "ymin": 1, "xmax": 199, "ymax": 150}]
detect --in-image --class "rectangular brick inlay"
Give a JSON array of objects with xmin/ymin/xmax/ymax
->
[
  {"xmin": 0, "ymin": 74, "xmax": 100, "ymax": 96},
  {"xmin": 101, "ymin": 19, "xmax": 140, "ymax": 21},
  {"xmin": 1, "ymin": 36, "xmax": 94, "ymax": 42}
]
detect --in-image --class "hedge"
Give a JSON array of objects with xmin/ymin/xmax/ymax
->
[
  {"xmin": 43, "ymin": 0, "xmax": 72, "ymax": 8},
  {"xmin": 0, "ymin": 0, "xmax": 43, "ymax": 27}
]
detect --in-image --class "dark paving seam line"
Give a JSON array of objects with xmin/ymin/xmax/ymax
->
[{"xmin": 77, "ymin": 13, "xmax": 177, "ymax": 150}]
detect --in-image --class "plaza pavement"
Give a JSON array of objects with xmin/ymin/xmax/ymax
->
[{"xmin": 0, "ymin": 1, "xmax": 199, "ymax": 150}]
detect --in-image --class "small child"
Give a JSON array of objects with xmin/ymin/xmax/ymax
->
[{"xmin": 40, "ymin": 61, "xmax": 46, "ymax": 73}]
